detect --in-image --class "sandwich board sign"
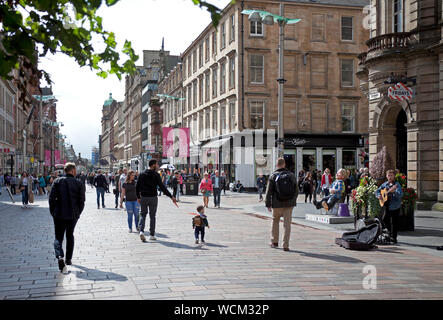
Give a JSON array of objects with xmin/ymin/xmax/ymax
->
[{"xmin": 388, "ymin": 83, "xmax": 413, "ymax": 102}]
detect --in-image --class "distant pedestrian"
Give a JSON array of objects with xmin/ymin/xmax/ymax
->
[
  {"xmin": 221, "ymin": 171, "xmax": 227, "ymax": 195},
  {"xmin": 256, "ymin": 174, "xmax": 266, "ymax": 202},
  {"xmin": 192, "ymin": 205, "xmax": 209, "ymax": 244},
  {"xmin": 265, "ymin": 158, "xmax": 298, "ymax": 252},
  {"xmin": 49, "ymin": 163, "xmax": 86, "ymax": 271},
  {"xmin": 211, "ymin": 170, "xmax": 222, "ymax": 208},
  {"xmin": 10, "ymin": 174, "xmax": 17, "ymax": 195},
  {"xmin": 171, "ymin": 171, "xmax": 180, "ymax": 201},
  {"xmin": 302, "ymin": 171, "xmax": 314, "ymax": 203},
  {"xmin": 136, "ymin": 160, "xmax": 178, "ymax": 242},
  {"xmin": 115, "ymin": 169, "xmax": 122, "ymax": 209},
  {"xmin": 120, "ymin": 170, "xmax": 140, "ymax": 233},
  {"xmin": 321, "ymin": 168, "xmax": 332, "ymax": 197},
  {"xmin": 19, "ymin": 172, "xmax": 30, "ymax": 208},
  {"xmin": 93, "ymin": 170, "xmax": 108, "ymax": 209},
  {"xmin": 199, "ymin": 172, "xmax": 213, "ymax": 208},
  {"xmin": 39, "ymin": 175, "xmax": 47, "ymax": 195}
]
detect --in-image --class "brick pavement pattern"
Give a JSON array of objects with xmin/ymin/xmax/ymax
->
[{"xmin": 0, "ymin": 188, "xmax": 443, "ymax": 300}]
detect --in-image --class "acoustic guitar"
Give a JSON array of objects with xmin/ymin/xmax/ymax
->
[{"xmin": 379, "ymin": 187, "xmax": 389, "ymax": 207}]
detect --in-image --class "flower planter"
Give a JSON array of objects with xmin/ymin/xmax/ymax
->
[{"xmin": 398, "ymin": 205, "xmax": 415, "ymax": 231}]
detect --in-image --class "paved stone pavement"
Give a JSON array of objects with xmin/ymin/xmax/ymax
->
[{"xmin": 0, "ymin": 186, "xmax": 443, "ymax": 300}]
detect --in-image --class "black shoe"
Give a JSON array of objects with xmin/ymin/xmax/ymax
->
[
  {"xmin": 437, "ymin": 246, "xmax": 443, "ymax": 250},
  {"xmin": 97, "ymin": 206, "xmax": 100, "ymax": 209},
  {"xmin": 103, "ymin": 205, "xmax": 106, "ymax": 208},
  {"xmin": 57, "ymin": 257, "xmax": 65, "ymax": 271},
  {"xmin": 115, "ymin": 205, "xmax": 118, "ymax": 209},
  {"xmin": 65, "ymin": 260, "xmax": 72, "ymax": 265}
]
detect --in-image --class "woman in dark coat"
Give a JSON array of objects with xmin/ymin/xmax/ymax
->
[{"xmin": 302, "ymin": 171, "xmax": 314, "ymax": 203}]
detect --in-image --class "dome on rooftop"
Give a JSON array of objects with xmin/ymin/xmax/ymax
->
[{"xmin": 103, "ymin": 93, "xmax": 114, "ymax": 107}]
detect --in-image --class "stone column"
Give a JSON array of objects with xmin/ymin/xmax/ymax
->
[
  {"xmin": 316, "ymin": 147, "xmax": 323, "ymax": 172},
  {"xmin": 296, "ymin": 147, "xmax": 303, "ymax": 174},
  {"xmin": 434, "ymin": 50, "xmax": 443, "ymax": 211},
  {"xmin": 336, "ymin": 147, "xmax": 343, "ymax": 171}
]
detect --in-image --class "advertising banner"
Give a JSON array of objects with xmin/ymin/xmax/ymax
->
[
  {"xmin": 163, "ymin": 128, "xmax": 190, "ymax": 158},
  {"xmin": 45, "ymin": 150, "xmax": 51, "ymax": 166},
  {"xmin": 54, "ymin": 150, "xmax": 61, "ymax": 165}
]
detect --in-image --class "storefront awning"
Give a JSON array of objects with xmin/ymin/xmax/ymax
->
[{"xmin": 202, "ymin": 137, "xmax": 230, "ymax": 149}]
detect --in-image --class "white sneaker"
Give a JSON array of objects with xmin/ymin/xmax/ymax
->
[
  {"xmin": 140, "ymin": 232, "xmax": 146, "ymax": 242},
  {"xmin": 149, "ymin": 235, "xmax": 156, "ymax": 241}
]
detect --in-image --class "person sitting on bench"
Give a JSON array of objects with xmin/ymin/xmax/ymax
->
[{"xmin": 313, "ymin": 169, "xmax": 346, "ymax": 211}]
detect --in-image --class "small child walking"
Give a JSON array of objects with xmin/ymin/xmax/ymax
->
[{"xmin": 193, "ymin": 205, "xmax": 209, "ymax": 244}]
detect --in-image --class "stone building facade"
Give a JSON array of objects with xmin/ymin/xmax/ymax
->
[
  {"xmin": 357, "ymin": 0, "xmax": 443, "ymax": 209},
  {"xmin": 162, "ymin": 0, "xmax": 369, "ymax": 187}
]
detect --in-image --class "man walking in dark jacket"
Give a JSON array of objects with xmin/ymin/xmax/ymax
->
[
  {"xmin": 49, "ymin": 163, "xmax": 86, "ymax": 271},
  {"xmin": 93, "ymin": 170, "xmax": 108, "ymax": 209},
  {"xmin": 136, "ymin": 160, "xmax": 178, "ymax": 242},
  {"xmin": 265, "ymin": 158, "xmax": 298, "ymax": 252}
]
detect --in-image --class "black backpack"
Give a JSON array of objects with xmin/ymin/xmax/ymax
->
[{"xmin": 274, "ymin": 171, "xmax": 295, "ymax": 201}]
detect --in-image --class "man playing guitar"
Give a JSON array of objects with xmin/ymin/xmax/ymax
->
[{"xmin": 375, "ymin": 170, "xmax": 403, "ymax": 244}]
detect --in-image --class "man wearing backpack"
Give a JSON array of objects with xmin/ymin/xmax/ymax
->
[{"xmin": 265, "ymin": 158, "xmax": 299, "ymax": 252}]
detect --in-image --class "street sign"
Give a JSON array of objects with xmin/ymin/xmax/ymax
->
[
  {"xmin": 388, "ymin": 83, "xmax": 413, "ymax": 102},
  {"xmin": 369, "ymin": 91, "xmax": 381, "ymax": 101}
]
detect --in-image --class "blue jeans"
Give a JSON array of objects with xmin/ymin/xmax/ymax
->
[
  {"xmin": 125, "ymin": 201, "xmax": 140, "ymax": 230},
  {"xmin": 213, "ymin": 188, "xmax": 221, "ymax": 207},
  {"xmin": 96, "ymin": 187, "xmax": 105, "ymax": 207},
  {"xmin": 21, "ymin": 186, "xmax": 28, "ymax": 205}
]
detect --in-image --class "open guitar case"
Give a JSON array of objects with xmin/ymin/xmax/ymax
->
[{"xmin": 335, "ymin": 219, "xmax": 381, "ymax": 250}]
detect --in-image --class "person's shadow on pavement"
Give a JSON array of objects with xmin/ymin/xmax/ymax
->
[
  {"xmin": 67, "ymin": 265, "xmax": 128, "ymax": 282},
  {"xmin": 290, "ymin": 250, "xmax": 365, "ymax": 264},
  {"xmin": 155, "ymin": 239, "xmax": 209, "ymax": 250}
]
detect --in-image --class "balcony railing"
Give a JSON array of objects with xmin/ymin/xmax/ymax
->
[{"xmin": 366, "ymin": 32, "xmax": 411, "ymax": 53}]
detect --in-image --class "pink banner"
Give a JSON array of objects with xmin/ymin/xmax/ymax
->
[
  {"xmin": 45, "ymin": 150, "xmax": 51, "ymax": 166},
  {"xmin": 163, "ymin": 128, "xmax": 190, "ymax": 158},
  {"xmin": 54, "ymin": 150, "xmax": 61, "ymax": 165}
]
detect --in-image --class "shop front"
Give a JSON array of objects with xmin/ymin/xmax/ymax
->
[{"xmin": 283, "ymin": 134, "xmax": 366, "ymax": 176}]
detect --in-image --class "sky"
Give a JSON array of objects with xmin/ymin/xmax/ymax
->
[{"xmin": 40, "ymin": 0, "xmax": 232, "ymax": 159}]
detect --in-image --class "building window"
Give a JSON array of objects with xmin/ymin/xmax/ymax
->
[
  {"xmin": 341, "ymin": 16, "xmax": 353, "ymax": 41},
  {"xmin": 343, "ymin": 150, "xmax": 356, "ymax": 169},
  {"xmin": 199, "ymin": 77, "xmax": 203, "ymax": 105},
  {"xmin": 340, "ymin": 59, "xmax": 354, "ymax": 87},
  {"xmin": 212, "ymin": 68, "xmax": 218, "ymax": 97},
  {"xmin": 199, "ymin": 112, "xmax": 204, "ymax": 140},
  {"xmin": 188, "ymin": 86, "xmax": 192, "ymax": 111},
  {"xmin": 229, "ymin": 56, "xmax": 235, "ymax": 89},
  {"xmin": 205, "ymin": 72, "xmax": 210, "ymax": 102},
  {"xmin": 342, "ymin": 103, "xmax": 356, "ymax": 133},
  {"xmin": 250, "ymin": 101, "xmax": 264, "ymax": 129},
  {"xmin": 205, "ymin": 37, "xmax": 210, "ymax": 62},
  {"xmin": 187, "ymin": 56, "xmax": 191, "ymax": 77},
  {"xmin": 393, "ymin": 0, "xmax": 403, "ymax": 33},
  {"xmin": 311, "ymin": 55, "xmax": 327, "ymax": 89},
  {"xmin": 220, "ymin": 62, "xmax": 226, "ymax": 94},
  {"xmin": 212, "ymin": 108, "xmax": 218, "ymax": 135},
  {"xmin": 221, "ymin": 21, "xmax": 226, "ymax": 49},
  {"xmin": 312, "ymin": 13, "xmax": 325, "ymax": 41},
  {"xmin": 212, "ymin": 31, "xmax": 217, "ymax": 55},
  {"xmin": 205, "ymin": 109, "xmax": 210, "ymax": 138},
  {"xmin": 199, "ymin": 43, "xmax": 203, "ymax": 67},
  {"xmin": 250, "ymin": 54, "xmax": 264, "ymax": 84},
  {"xmin": 193, "ymin": 81, "xmax": 197, "ymax": 108},
  {"xmin": 230, "ymin": 14, "xmax": 235, "ymax": 42},
  {"xmin": 193, "ymin": 50, "xmax": 197, "ymax": 73},
  {"xmin": 229, "ymin": 101, "xmax": 236, "ymax": 132},
  {"xmin": 220, "ymin": 104, "xmax": 226, "ymax": 135},
  {"xmin": 250, "ymin": 20, "xmax": 263, "ymax": 36}
]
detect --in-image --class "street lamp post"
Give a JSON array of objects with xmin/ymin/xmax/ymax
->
[{"xmin": 241, "ymin": 6, "xmax": 301, "ymax": 159}]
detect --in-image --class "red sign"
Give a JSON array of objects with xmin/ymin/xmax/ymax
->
[
  {"xmin": 163, "ymin": 128, "xmax": 190, "ymax": 158},
  {"xmin": 388, "ymin": 83, "xmax": 413, "ymax": 101}
]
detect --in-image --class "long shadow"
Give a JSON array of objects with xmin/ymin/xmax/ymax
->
[
  {"xmin": 415, "ymin": 215, "xmax": 443, "ymax": 219},
  {"xmin": 203, "ymin": 242, "xmax": 228, "ymax": 248},
  {"xmin": 375, "ymin": 247, "xmax": 405, "ymax": 254},
  {"xmin": 68, "ymin": 265, "xmax": 128, "ymax": 282},
  {"xmin": 291, "ymin": 250, "xmax": 365, "ymax": 264},
  {"xmin": 395, "ymin": 242, "xmax": 443, "ymax": 250},
  {"xmin": 399, "ymin": 228, "xmax": 443, "ymax": 237},
  {"xmin": 155, "ymin": 239, "xmax": 209, "ymax": 250},
  {"xmin": 153, "ymin": 233, "xmax": 169, "ymax": 239}
]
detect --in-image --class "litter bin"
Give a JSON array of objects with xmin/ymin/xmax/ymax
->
[{"xmin": 184, "ymin": 179, "xmax": 199, "ymax": 195}]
